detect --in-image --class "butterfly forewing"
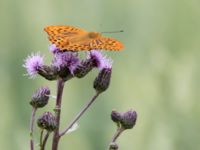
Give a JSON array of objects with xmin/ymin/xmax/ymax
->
[{"xmin": 44, "ymin": 25, "xmax": 86, "ymax": 36}]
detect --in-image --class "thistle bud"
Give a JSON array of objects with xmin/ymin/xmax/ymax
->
[
  {"xmin": 109, "ymin": 142, "xmax": 119, "ymax": 150},
  {"xmin": 120, "ymin": 110, "xmax": 137, "ymax": 129},
  {"xmin": 38, "ymin": 65, "xmax": 58, "ymax": 80},
  {"xmin": 74, "ymin": 59, "xmax": 94, "ymax": 78},
  {"xmin": 37, "ymin": 112, "xmax": 57, "ymax": 132},
  {"xmin": 111, "ymin": 110, "xmax": 122, "ymax": 125},
  {"xmin": 30, "ymin": 87, "xmax": 50, "ymax": 108},
  {"xmin": 93, "ymin": 68, "xmax": 112, "ymax": 93}
]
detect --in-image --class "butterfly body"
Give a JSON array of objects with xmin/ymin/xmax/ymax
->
[
  {"xmin": 65, "ymin": 32, "xmax": 100, "ymax": 44},
  {"xmin": 44, "ymin": 25, "xmax": 124, "ymax": 51}
]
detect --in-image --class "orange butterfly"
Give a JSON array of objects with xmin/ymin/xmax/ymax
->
[{"xmin": 44, "ymin": 25, "xmax": 124, "ymax": 51}]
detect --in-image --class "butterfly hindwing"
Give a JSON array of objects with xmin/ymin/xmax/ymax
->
[
  {"xmin": 89, "ymin": 37, "xmax": 124, "ymax": 51},
  {"xmin": 49, "ymin": 36, "xmax": 91, "ymax": 51}
]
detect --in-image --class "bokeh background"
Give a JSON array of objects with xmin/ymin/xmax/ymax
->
[{"xmin": 0, "ymin": 0, "xmax": 200, "ymax": 149}]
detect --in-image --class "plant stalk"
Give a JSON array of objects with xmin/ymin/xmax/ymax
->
[
  {"xmin": 108, "ymin": 128, "xmax": 124, "ymax": 150},
  {"xmin": 111, "ymin": 128, "xmax": 124, "ymax": 143},
  {"xmin": 52, "ymin": 78, "xmax": 65, "ymax": 150},
  {"xmin": 40, "ymin": 130, "xmax": 44, "ymax": 149},
  {"xmin": 60, "ymin": 92, "xmax": 100, "ymax": 137},
  {"xmin": 30, "ymin": 107, "xmax": 37, "ymax": 150},
  {"xmin": 41, "ymin": 132, "xmax": 50, "ymax": 150}
]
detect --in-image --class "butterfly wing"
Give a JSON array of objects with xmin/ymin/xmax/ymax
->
[
  {"xmin": 53, "ymin": 36, "xmax": 124, "ymax": 51},
  {"xmin": 89, "ymin": 37, "xmax": 124, "ymax": 51},
  {"xmin": 63, "ymin": 43, "xmax": 91, "ymax": 51},
  {"xmin": 44, "ymin": 25, "xmax": 86, "ymax": 37},
  {"xmin": 44, "ymin": 26, "xmax": 124, "ymax": 51},
  {"xmin": 47, "ymin": 35, "xmax": 92, "ymax": 51},
  {"xmin": 44, "ymin": 25, "xmax": 87, "ymax": 50}
]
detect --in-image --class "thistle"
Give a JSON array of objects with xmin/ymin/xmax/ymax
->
[
  {"xmin": 30, "ymin": 87, "xmax": 50, "ymax": 108},
  {"xmin": 23, "ymin": 26, "xmax": 135, "ymax": 150},
  {"xmin": 37, "ymin": 112, "xmax": 57, "ymax": 132}
]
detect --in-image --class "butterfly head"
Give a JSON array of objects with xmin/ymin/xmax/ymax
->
[{"xmin": 88, "ymin": 32, "xmax": 101, "ymax": 39}]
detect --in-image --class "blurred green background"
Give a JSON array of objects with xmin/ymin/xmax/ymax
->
[{"xmin": 0, "ymin": 0, "xmax": 200, "ymax": 149}]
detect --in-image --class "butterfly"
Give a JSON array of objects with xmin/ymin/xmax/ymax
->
[{"xmin": 44, "ymin": 25, "xmax": 124, "ymax": 51}]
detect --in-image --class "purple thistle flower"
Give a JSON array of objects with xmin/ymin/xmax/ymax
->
[
  {"xmin": 23, "ymin": 53, "xmax": 44, "ymax": 78},
  {"xmin": 88, "ymin": 50, "xmax": 113, "ymax": 70},
  {"xmin": 52, "ymin": 52, "xmax": 80, "ymax": 74},
  {"xmin": 101, "ymin": 56, "xmax": 113, "ymax": 69},
  {"xmin": 49, "ymin": 44, "xmax": 60, "ymax": 54}
]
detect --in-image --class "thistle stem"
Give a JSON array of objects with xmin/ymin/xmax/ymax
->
[
  {"xmin": 60, "ymin": 92, "xmax": 100, "ymax": 137},
  {"xmin": 40, "ymin": 130, "xmax": 44, "ymax": 149},
  {"xmin": 111, "ymin": 128, "xmax": 124, "ymax": 143},
  {"xmin": 30, "ymin": 107, "xmax": 37, "ymax": 150},
  {"xmin": 52, "ymin": 78, "xmax": 65, "ymax": 150},
  {"xmin": 41, "ymin": 132, "xmax": 50, "ymax": 150},
  {"xmin": 108, "ymin": 128, "xmax": 124, "ymax": 150}
]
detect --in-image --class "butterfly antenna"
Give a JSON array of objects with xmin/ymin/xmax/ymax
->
[{"xmin": 101, "ymin": 30, "xmax": 124, "ymax": 34}]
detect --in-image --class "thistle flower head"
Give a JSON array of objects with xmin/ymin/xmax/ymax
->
[
  {"xmin": 52, "ymin": 51, "xmax": 80, "ymax": 74},
  {"xmin": 37, "ymin": 65, "xmax": 58, "ymax": 81},
  {"xmin": 23, "ymin": 53, "xmax": 44, "ymax": 78},
  {"xmin": 88, "ymin": 50, "xmax": 113, "ymax": 70},
  {"xmin": 73, "ymin": 59, "xmax": 94, "ymax": 78},
  {"xmin": 93, "ymin": 67, "xmax": 112, "ymax": 93},
  {"xmin": 88, "ymin": 50, "xmax": 104, "ymax": 68},
  {"xmin": 37, "ymin": 112, "xmax": 57, "ymax": 132},
  {"xmin": 101, "ymin": 56, "xmax": 113, "ymax": 69},
  {"xmin": 121, "ymin": 109, "xmax": 137, "ymax": 129},
  {"xmin": 49, "ymin": 44, "xmax": 60, "ymax": 54},
  {"xmin": 111, "ymin": 110, "xmax": 122, "ymax": 125},
  {"xmin": 110, "ymin": 109, "xmax": 137, "ymax": 130},
  {"xmin": 30, "ymin": 86, "xmax": 50, "ymax": 108}
]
